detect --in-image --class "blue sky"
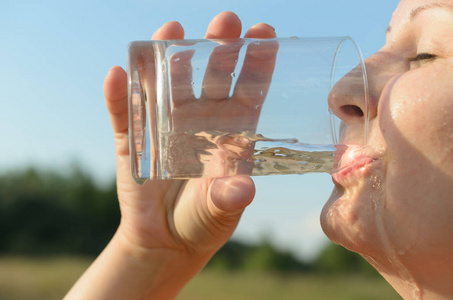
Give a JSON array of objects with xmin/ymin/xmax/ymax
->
[{"xmin": 0, "ymin": 0, "xmax": 398, "ymax": 260}]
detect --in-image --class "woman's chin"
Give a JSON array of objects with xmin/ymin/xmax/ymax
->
[
  {"xmin": 320, "ymin": 185, "xmax": 356, "ymax": 249},
  {"xmin": 320, "ymin": 179, "xmax": 386, "ymax": 257}
]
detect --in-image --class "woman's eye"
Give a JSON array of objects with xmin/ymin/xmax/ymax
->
[
  {"xmin": 410, "ymin": 53, "xmax": 436, "ymax": 61},
  {"xmin": 409, "ymin": 53, "xmax": 437, "ymax": 68}
]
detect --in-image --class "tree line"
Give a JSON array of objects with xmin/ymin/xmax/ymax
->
[{"xmin": 0, "ymin": 167, "xmax": 378, "ymax": 276}]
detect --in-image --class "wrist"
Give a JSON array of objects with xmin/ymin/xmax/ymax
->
[
  {"xmin": 66, "ymin": 227, "xmax": 212, "ymax": 300},
  {"xmin": 110, "ymin": 226, "xmax": 211, "ymax": 299}
]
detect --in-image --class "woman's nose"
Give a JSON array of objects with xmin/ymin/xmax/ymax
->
[
  {"xmin": 327, "ymin": 64, "xmax": 371, "ymax": 145},
  {"xmin": 328, "ymin": 64, "xmax": 371, "ymax": 126},
  {"xmin": 328, "ymin": 50, "xmax": 407, "ymax": 127}
]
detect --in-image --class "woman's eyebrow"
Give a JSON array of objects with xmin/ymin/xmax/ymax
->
[
  {"xmin": 410, "ymin": 3, "xmax": 453, "ymax": 21},
  {"xmin": 386, "ymin": 3, "xmax": 453, "ymax": 35}
]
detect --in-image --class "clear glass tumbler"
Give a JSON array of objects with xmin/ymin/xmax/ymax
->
[{"xmin": 128, "ymin": 37, "xmax": 369, "ymax": 183}]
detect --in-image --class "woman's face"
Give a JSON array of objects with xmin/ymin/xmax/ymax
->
[{"xmin": 322, "ymin": 0, "xmax": 453, "ymax": 296}]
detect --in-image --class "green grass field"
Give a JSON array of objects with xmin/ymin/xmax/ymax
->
[{"xmin": 0, "ymin": 256, "xmax": 402, "ymax": 300}]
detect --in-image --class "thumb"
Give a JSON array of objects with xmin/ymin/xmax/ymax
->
[
  {"xmin": 209, "ymin": 176, "xmax": 255, "ymax": 212},
  {"xmin": 203, "ymin": 176, "xmax": 255, "ymax": 249}
]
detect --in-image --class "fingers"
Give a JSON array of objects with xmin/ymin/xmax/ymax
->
[
  {"xmin": 238, "ymin": 23, "xmax": 278, "ymax": 104},
  {"xmin": 152, "ymin": 21, "xmax": 185, "ymax": 40},
  {"xmin": 201, "ymin": 14, "xmax": 276, "ymax": 101},
  {"xmin": 200, "ymin": 12, "xmax": 242, "ymax": 99},
  {"xmin": 104, "ymin": 66, "xmax": 130, "ymax": 159},
  {"xmin": 205, "ymin": 12, "xmax": 275, "ymax": 40},
  {"xmin": 172, "ymin": 12, "xmax": 244, "ymax": 102},
  {"xmin": 105, "ymin": 66, "xmax": 128, "ymax": 134},
  {"xmin": 205, "ymin": 176, "xmax": 255, "ymax": 245},
  {"xmin": 171, "ymin": 50, "xmax": 196, "ymax": 106},
  {"xmin": 151, "ymin": 21, "xmax": 193, "ymax": 105},
  {"xmin": 201, "ymin": 42, "xmax": 242, "ymax": 100},
  {"xmin": 244, "ymin": 23, "xmax": 276, "ymax": 39},
  {"xmin": 209, "ymin": 176, "xmax": 255, "ymax": 211},
  {"xmin": 105, "ymin": 21, "xmax": 185, "ymax": 158},
  {"xmin": 205, "ymin": 11, "xmax": 242, "ymax": 39},
  {"xmin": 233, "ymin": 36, "xmax": 278, "ymax": 108}
]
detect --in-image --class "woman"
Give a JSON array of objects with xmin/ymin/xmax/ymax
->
[
  {"xmin": 65, "ymin": 0, "xmax": 453, "ymax": 299},
  {"xmin": 322, "ymin": 0, "xmax": 453, "ymax": 298}
]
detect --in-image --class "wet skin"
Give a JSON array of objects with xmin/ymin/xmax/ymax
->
[{"xmin": 322, "ymin": 1, "xmax": 453, "ymax": 299}]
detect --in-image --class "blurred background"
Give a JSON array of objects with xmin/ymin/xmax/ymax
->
[{"xmin": 0, "ymin": 0, "xmax": 402, "ymax": 299}]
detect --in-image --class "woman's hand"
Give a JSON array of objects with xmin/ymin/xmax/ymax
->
[
  {"xmin": 114, "ymin": 12, "xmax": 276, "ymax": 257},
  {"xmin": 65, "ymin": 12, "xmax": 276, "ymax": 300}
]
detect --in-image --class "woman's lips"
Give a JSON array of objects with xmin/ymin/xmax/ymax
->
[{"xmin": 331, "ymin": 145, "xmax": 379, "ymax": 186}]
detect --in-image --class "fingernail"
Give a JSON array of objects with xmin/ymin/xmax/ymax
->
[
  {"xmin": 108, "ymin": 66, "xmax": 122, "ymax": 74},
  {"xmin": 252, "ymin": 23, "xmax": 275, "ymax": 31},
  {"xmin": 266, "ymin": 24, "xmax": 276, "ymax": 31}
]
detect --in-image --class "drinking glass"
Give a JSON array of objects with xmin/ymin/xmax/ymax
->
[{"xmin": 128, "ymin": 37, "xmax": 369, "ymax": 183}]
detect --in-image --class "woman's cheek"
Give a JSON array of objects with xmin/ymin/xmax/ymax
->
[
  {"xmin": 385, "ymin": 65, "xmax": 453, "ymax": 173},
  {"xmin": 379, "ymin": 70, "xmax": 431, "ymax": 158},
  {"xmin": 377, "ymin": 65, "xmax": 453, "ymax": 250}
]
